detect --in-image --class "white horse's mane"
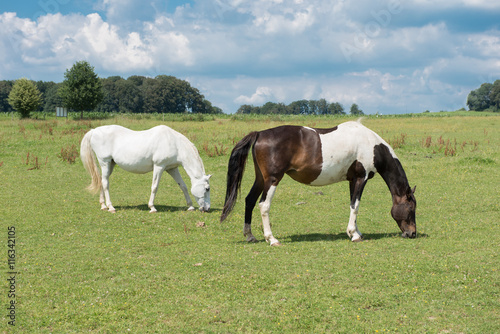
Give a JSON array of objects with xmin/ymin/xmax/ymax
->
[{"xmin": 187, "ymin": 140, "xmax": 205, "ymax": 174}]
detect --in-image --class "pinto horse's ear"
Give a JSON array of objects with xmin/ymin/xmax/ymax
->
[{"xmin": 406, "ymin": 186, "xmax": 416, "ymax": 200}]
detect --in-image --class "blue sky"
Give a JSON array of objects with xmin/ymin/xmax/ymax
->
[{"xmin": 1, "ymin": 0, "xmax": 499, "ymax": 114}]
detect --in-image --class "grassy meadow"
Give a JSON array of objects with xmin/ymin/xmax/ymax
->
[{"xmin": 0, "ymin": 112, "xmax": 498, "ymax": 333}]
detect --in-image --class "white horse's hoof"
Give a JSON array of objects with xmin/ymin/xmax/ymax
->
[
  {"xmin": 149, "ymin": 209, "xmax": 157, "ymax": 213},
  {"xmin": 270, "ymin": 241, "xmax": 282, "ymax": 246},
  {"xmin": 351, "ymin": 236, "xmax": 363, "ymax": 242},
  {"xmin": 187, "ymin": 206, "xmax": 195, "ymax": 211},
  {"xmin": 109, "ymin": 209, "xmax": 116, "ymax": 213}
]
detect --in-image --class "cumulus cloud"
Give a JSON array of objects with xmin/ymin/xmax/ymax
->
[
  {"xmin": 0, "ymin": 11, "xmax": 191, "ymax": 78},
  {"xmin": 468, "ymin": 33, "xmax": 500, "ymax": 57},
  {"xmin": 235, "ymin": 86, "xmax": 273, "ymax": 104}
]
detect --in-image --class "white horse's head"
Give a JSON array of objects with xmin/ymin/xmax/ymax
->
[{"xmin": 191, "ymin": 174, "xmax": 211, "ymax": 212}]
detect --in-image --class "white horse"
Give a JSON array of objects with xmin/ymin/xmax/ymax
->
[{"xmin": 80, "ymin": 125, "xmax": 211, "ymax": 213}]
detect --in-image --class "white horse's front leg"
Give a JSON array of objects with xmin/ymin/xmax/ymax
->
[
  {"xmin": 167, "ymin": 168, "xmax": 195, "ymax": 211},
  {"xmin": 346, "ymin": 199, "xmax": 363, "ymax": 242},
  {"xmin": 259, "ymin": 185, "xmax": 281, "ymax": 246},
  {"xmin": 148, "ymin": 165, "xmax": 165, "ymax": 213}
]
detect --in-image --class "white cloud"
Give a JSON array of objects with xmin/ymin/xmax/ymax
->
[
  {"xmin": 0, "ymin": 12, "xmax": 194, "ymax": 77},
  {"xmin": 252, "ymin": 5, "xmax": 315, "ymax": 34},
  {"xmin": 144, "ymin": 17, "xmax": 194, "ymax": 69},
  {"xmin": 235, "ymin": 86, "xmax": 273, "ymax": 104},
  {"xmin": 468, "ymin": 33, "xmax": 500, "ymax": 58}
]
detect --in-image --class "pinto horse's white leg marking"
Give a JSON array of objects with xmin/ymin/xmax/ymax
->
[
  {"xmin": 148, "ymin": 165, "xmax": 166, "ymax": 213},
  {"xmin": 244, "ymin": 223, "xmax": 257, "ymax": 242},
  {"xmin": 347, "ymin": 198, "xmax": 363, "ymax": 242},
  {"xmin": 167, "ymin": 168, "xmax": 195, "ymax": 211},
  {"xmin": 259, "ymin": 185, "xmax": 281, "ymax": 246}
]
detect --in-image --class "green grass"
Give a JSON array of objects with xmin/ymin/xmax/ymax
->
[{"xmin": 1, "ymin": 112, "xmax": 499, "ymax": 333}]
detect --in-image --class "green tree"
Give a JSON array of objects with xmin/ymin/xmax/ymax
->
[
  {"xmin": 288, "ymin": 100, "xmax": 309, "ymax": 115},
  {"xmin": 489, "ymin": 80, "xmax": 500, "ymax": 111},
  {"xmin": 0, "ymin": 80, "xmax": 14, "ymax": 112},
  {"xmin": 140, "ymin": 75, "xmax": 217, "ymax": 114},
  {"xmin": 59, "ymin": 61, "xmax": 104, "ymax": 118},
  {"xmin": 237, "ymin": 104, "xmax": 254, "ymax": 114},
  {"xmin": 96, "ymin": 76, "xmax": 122, "ymax": 113},
  {"xmin": 95, "ymin": 76, "xmax": 144, "ymax": 113},
  {"xmin": 314, "ymin": 98, "xmax": 329, "ymax": 115},
  {"xmin": 8, "ymin": 78, "xmax": 42, "ymax": 118},
  {"xmin": 116, "ymin": 78, "xmax": 143, "ymax": 113},
  {"xmin": 466, "ymin": 83, "xmax": 492, "ymax": 111},
  {"xmin": 327, "ymin": 102, "xmax": 345, "ymax": 115},
  {"xmin": 36, "ymin": 81, "xmax": 59, "ymax": 113},
  {"xmin": 43, "ymin": 83, "xmax": 63, "ymax": 113},
  {"xmin": 349, "ymin": 103, "xmax": 364, "ymax": 116},
  {"xmin": 260, "ymin": 102, "xmax": 278, "ymax": 114}
]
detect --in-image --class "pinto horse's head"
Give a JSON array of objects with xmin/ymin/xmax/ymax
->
[
  {"xmin": 391, "ymin": 186, "xmax": 417, "ymax": 238},
  {"xmin": 192, "ymin": 175, "xmax": 211, "ymax": 212}
]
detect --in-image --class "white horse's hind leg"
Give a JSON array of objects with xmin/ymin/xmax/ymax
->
[
  {"xmin": 259, "ymin": 185, "xmax": 281, "ymax": 246},
  {"xmin": 99, "ymin": 189, "xmax": 107, "ymax": 210},
  {"xmin": 148, "ymin": 165, "xmax": 165, "ymax": 213},
  {"xmin": 167, "ymin": 168, "xmax": 195, "ymax": 211},
  {"xmin": 346, "ymin": 198, "xmax": 363, "ymax": 242},
  {"xmin": 100, "ymin": 161, "xmax": 116, "ymax": 213}
]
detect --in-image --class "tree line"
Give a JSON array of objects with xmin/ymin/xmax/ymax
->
[
  {"xmin": 237, "ymin": 100, "xmax": 364, "ymax": 115},
  {"xmin": 1, "ymin": 61, "xmax": 222, "ymax": 118},
  {"xmin": 466, "ymin": 80, "xmax": 500, "ymax": 112},
  {"xmin": 94, "ymin": 75, "xmax": 222, "ymax": 115},
  {"xmin": 3, "ymin": 60, "xmax": 367, "ymax": 118}
]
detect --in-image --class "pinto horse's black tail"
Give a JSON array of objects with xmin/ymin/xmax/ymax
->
[{"xmin": 220, "ymin": 131, "xmax": 259, "ymax": 222}]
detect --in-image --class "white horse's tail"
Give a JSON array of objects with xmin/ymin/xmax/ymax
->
[{"xmin": 80, "ymin": 130, "xmax": 101, "ymax": 194}]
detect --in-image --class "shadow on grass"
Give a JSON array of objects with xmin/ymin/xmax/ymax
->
[
  {"xmin": 114, "ymin": 204, "xmax": 186, "ymax": 212},
  {"xmin": 286, "ymin": 232, "xmax": 427, "ymax": 243},
  {"xmin": 113, "ymin": 204, "xmax": 222, "ymax": 213}
]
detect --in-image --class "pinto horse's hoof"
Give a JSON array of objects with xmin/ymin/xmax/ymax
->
[
  {"xmin": 351, "ymin": 237, "xmax": 363, "ymax": 242},
  {"xmin": 187, "ymin": 206, "xmax": 195, "ymax": 211},
  {"xmin": 270, "ymin": 242, "xmax": 282, "ymax": 246},
  {"xmin": 246, "ymin": 236, "xmax": 258, "ymax": 243},
  {"xmin": 109, "ymin": 209, "xmax": 116, "ymax": 213}
]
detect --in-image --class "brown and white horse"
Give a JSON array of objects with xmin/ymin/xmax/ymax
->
[{"xmin": 220, "ymin": 120, "xmax": 416, "ymax": 246}]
